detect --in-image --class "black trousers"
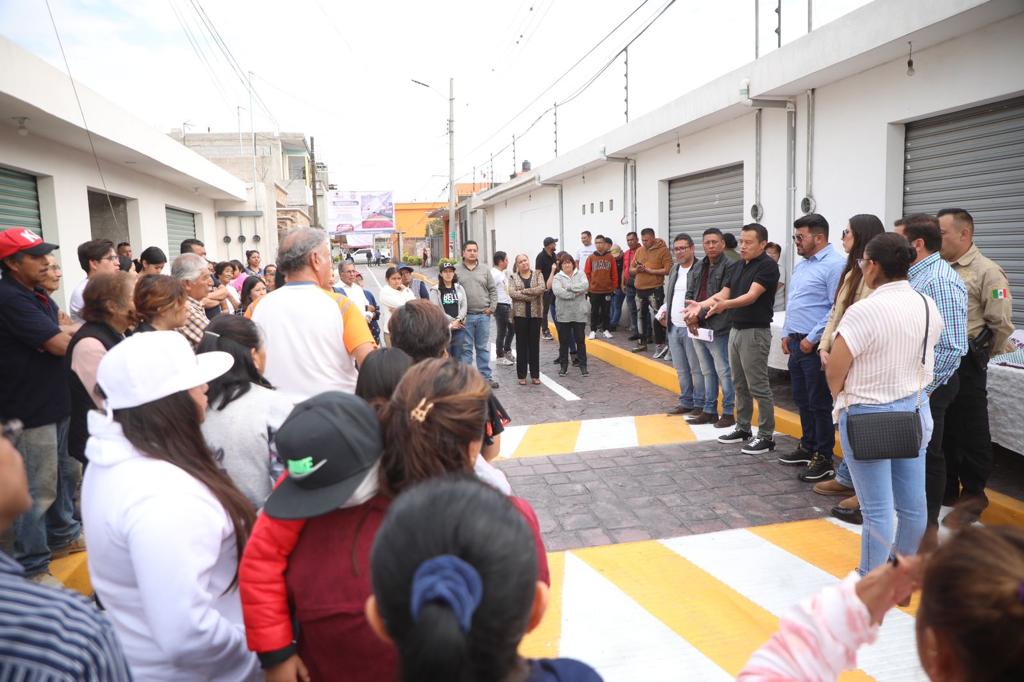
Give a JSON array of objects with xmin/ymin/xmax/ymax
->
[
  {"xmin": 542, "ymin": 290, "xmax": 554, "ymax": 333},
  {"xmin": 556, "ymin": 321, "xmax": 587, "ymax": 370},
  {"xmin": 494, "ymin": 303, "xmax": 514, "ymax": 356},
  {"xmin": 943, "ymin": 355, "xmax": 993, "ymax": 499},
  {"xmin": 589, "ymin": 292, "xmax": 612, "ymax": 332},
  {"xmin": 924, "ymin": 372, "xmax": 959, "ymax": 525},
  {"xmin": 635, "ymin": 287, "xmax": 665, "ymax": 344},
  {"xmin": 514, "ymin": 317, "xmax": 541, "ymax": 379}
]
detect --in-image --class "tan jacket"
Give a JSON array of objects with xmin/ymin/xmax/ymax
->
[
  {"xmin": 819, "ymin": 270, "xmax": 872, "ymax": 354},
  {"xmin": 630, "ymin": 238, "xmax": 673, "ymax": 290},
  {"xmin": 508, "ymin": 269, "xmax": 546, "ymax": 319},
  {"xmin": 949, "ymin": 243, "xmax": 1015, "ymax": 354}
]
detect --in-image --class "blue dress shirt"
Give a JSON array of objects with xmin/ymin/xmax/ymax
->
[
  {"xmin": 782, "ymin": 243, "xmax": 846, "ymax": 343},
  {"xmin": 909, "ymin": 252, "xmax": 968, "ymax": 393}
]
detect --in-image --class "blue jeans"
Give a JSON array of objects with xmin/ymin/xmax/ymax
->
[
  {"xmin": 11, "ymin": 423, "xmax": 59, "ymax": 576},
  {"xmin": 835, "ymin": 457, "xmax": 854, "ymax": 488},
  {"xmin": 840, "ymin": 394, "xmax": 932, "ymax": 575},
  {"xmin": 667, "ymin": 326, "xmax": 707, "ymax": 412},
  {"xmin": 551, "ymin": 300, "xmax": 577, "ymax": 353},
  {"xmin": 692, "ymin": 331, "xmax": 735, "ymax": 414},
  {"xmin": 609, "ymin": 289, "xmax": 625, "ymax": 329},
  {"xmin": 786, "ymin": 337, "xmax": 835, "ymax": 458},
  {"xmin": 624, "ymin": 283, "xmax": 640, "ymax": 333},
  {"xmin": 462, "ymin": 313, "xmax": 493, "ymax": 380},
  {"xmin": 46, "ymin": 417, "xmax": 81, "ymax": 548},
  {"xmin": 449, "ymin": 327, "xmax": 468, "ymax": 365}
]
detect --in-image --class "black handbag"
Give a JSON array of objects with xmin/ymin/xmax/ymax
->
[{"xmin": 845, "ymin": 292, "xmax": 928, "ymax": 461}]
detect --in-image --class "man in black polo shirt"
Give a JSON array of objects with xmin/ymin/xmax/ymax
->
[
  {"xmin": 535, "ymin": 237, "xmax": 558, "ymax": 340},
  {"xmin": 686, "ymin": 223, "xmax": 779, "ymax": 455},
  {"xmin": 0, "ymin": 228, "xmax": 76, "ymax": 585}
]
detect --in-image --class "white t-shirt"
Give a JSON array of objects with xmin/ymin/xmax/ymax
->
[
  {"xmin": 378, "ymin": 285, "xmax": 416, "ymax": 339},
  {"xmin": 69, "ymin": 278, "xmax": 88, "ymax": 323},
  {"xmin": 251, "ymin": 282, "xmax": 375, "ymax": 402},
  {"xmin": 491, "ymin": 267, "xmax": 512, "ymax": 305},
  {"xmin": 577, "ymin": 244, "xmax": 597, "ymax": 264},
  {"xmin": 670, "ymin": 264, "xmax": 692, "ymax": 328},
  {"xmin": 338, "ymin": 282, "xmax": 373, "ymax": 321}
]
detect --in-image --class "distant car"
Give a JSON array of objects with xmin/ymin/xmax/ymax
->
[{"xmin": 349, "ymin": 248, "xmax": 373, "ymax": 264}]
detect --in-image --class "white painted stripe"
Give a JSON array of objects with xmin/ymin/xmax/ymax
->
[
  {"xmin": 558, "ymin": 553, "xmax": 730, "ymax": 682},
  {"xmin": 498, "ymin": 425, "xmax": 528, "ymax": 458},
  {"xmin": 360, "ymin": 264, "xmax": 383, "ymax": 291},
  {"xmin": 662, "ymin": 530, "xmax": 928, "ymax": 681},
  {"xmin": 687, "ymin": 422, "xmax": 728, "ymax": 442},
  {"xmin": 539, "ymin": 372, "xmax": 582, "ymax": 401},
  {"xmin": 575, "ymin": 416, "xmax": 638, "ymax": 453},
  {"xmin": 490, "ymin": 343, "xmax": 581, "ymax": 401},
  {"xmin": 826, "ymin": 516, "xmax": 863, "ymax": 536}
]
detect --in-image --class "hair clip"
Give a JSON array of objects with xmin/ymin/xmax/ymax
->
[
  {"xmin": 410, "ymin": 398, "xmax": 434, "ymax": 423},
  {"xmin": 203, "ymin": 331, "xmax": 221, "ymax": 338}
]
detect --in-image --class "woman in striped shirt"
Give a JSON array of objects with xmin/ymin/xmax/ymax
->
[{"xmin": 824, "ymin": 233, "xmax": 943, "ymax": 575}]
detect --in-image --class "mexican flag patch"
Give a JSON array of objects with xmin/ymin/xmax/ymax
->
[{"xmin": 992, "ymin": 288, "xmax": 1010, "ymax": 300}]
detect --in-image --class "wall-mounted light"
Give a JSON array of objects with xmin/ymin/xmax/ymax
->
[
  {"xmin": 906, "ymin": 41, "xmax": 915, "ymax": 77},
  {"xmin": 12, "ymin": 117, "xmax": 29, "ymax": 137}
]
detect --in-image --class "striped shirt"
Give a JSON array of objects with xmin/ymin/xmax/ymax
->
[
  {"xmin": 834, "ymin": 280, "xmax": 943, "ymax": 418},
  {"xmin": 0, "ymin": 552, "xmax": 132, "ymax": 681},
  {"xmin": 908, "ymin": 252, "xmax": 968, "ymax": 393}
]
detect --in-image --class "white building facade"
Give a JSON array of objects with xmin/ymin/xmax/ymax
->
[
  {"xmin": 475, "ymin": 0, "xmax": 1024, "ymax": 326},
  {"xmin": 0, "ymin": 36, "xmax": 253, "ymax": 309}
]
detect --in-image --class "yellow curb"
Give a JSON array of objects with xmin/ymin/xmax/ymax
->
[
  {"xmin": 51, "ymin": 552, "xmax": 92, "ymax": 596},
  {"xmin": 578, "ymin": 335, "xmax": 1024, "ymax": 529}
]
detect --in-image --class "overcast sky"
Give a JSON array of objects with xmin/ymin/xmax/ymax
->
[{"xmin": 1, "ymin": 0, "xmax": 869, "ymax": 201}]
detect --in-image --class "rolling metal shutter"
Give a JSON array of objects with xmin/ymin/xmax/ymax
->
[
  {"xmin": 0, "ymin": 167, "xmax": 42, "ymax": 236},
  {"xmin": 165, "ymin": 207, "xmax": 197, "ymax": 255},
  {"xmin": 903, "ymin": 96, "xmax": 1024, "ymax": 327},
  {"xmin": 668, "ymin": 164, "xmax": 743, "ymax": 259}
]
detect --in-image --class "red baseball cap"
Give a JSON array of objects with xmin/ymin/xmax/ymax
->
[{"xmin": 0, "ymin": 228, "xmax": 58, "ymax": 260}]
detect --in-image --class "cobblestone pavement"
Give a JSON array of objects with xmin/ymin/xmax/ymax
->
[{"xmin": 497, "ymin": 435, "xmax": 833, "ymax": 552}]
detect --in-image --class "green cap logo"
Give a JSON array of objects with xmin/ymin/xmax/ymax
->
[{"xmin": 288, "ymin": 456, "xmax": 315, "ymax": 476}]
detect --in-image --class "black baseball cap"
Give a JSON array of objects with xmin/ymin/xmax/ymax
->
[
  {"xmin": 543, "ymin": 237, "xmax": 558, "ymax": 246},
  {"xmin": 441, "ymin": 262, "xmax": 456, "ymax": 270},
  {"xmin": 398, "ymin": 264, "xmax": 414, "ymax": 273},
  {"xmin": 263, "ymin": 391, "xmax": 383, "ymax": 520}
]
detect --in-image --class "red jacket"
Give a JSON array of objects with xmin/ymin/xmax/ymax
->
[
  {"xmin": 584, "ymin": 251, "xmax": 619, "ymax": 294},
  {"xmin": 239, "ymin": 493, "xmax": 550, "ymax": 671}
]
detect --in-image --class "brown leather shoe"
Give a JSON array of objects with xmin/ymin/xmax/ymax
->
[
  {"xmin": 713, "ymin": 415, "xmax": 735, "ymax": 429},
  {"xmin": 813, "ymin": 479, "xmax": 854, "ymax": 497},
  {"xmin": 830, "ymin": 494, "xmax": 862, "ymax": 525},
  {"xmin": 686, "ymin": 412, "xmax": 719, "ymax": 425},
  {"xmin": 665, "ymin": 406, "xmax": 692, "ymax": 415}
]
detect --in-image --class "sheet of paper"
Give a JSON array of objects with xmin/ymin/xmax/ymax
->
[{"xmin": 687, "ymin": 327, "xmax": 713, "ymax": 342}]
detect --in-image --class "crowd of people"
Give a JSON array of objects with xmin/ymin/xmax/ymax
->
[{"xmin": 0, "ymin": 211, "xmax": 1021, "ymax": 680}]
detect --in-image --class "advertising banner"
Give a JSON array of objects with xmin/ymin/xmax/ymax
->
[{"xmin": 327, "ymin": 190, "xmax": 395, "ymax": 236}]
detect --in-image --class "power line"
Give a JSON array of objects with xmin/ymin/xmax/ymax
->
[
  {"xmin": 462, "ymin": 0, "xmax": 653, "ymax": 161},
  {"xmin": 44, "ymin": 0, "xmax": 120, "ymax": 232},
  {"xmin": 167, "ymin": 0, "xmax": 236, "ymax": 115}
]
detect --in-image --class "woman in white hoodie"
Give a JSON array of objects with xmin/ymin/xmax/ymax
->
[
  {"xmin": 378, "ymin": 266, "xmax": 416, "ymax": 347},
  {"xmin": 82, "ymin": 331, "xmax": 261, "ymax": 681}
]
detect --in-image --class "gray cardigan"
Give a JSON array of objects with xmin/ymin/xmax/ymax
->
[
  {"xmin": 552, "ymin": 270, "xmax": 590, "ymax": 323},
  {"xmin": 455, "ymin": 262, "xmax": 497, "ymax": 313},
  {"xmin": 428, "ymin": 282, "xmax": 468, "ymax": 324}
]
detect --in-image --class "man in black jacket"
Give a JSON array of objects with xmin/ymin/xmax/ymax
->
[
  {"xmin": 535, "ymin": 237, "xmax": 559, "ymax": 340},
  {"xmin": 684, "ymin": 228, "xmax": 738, "ymax": 429}
]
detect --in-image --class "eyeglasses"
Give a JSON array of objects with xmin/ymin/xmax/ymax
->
[
  {"xmin": 792, "ymin": 234, "xmax": 810, "ymax": 242},
  {"xmin": 857, "ymin": 258, "xmax": 872, "ymax": 269},
  {"xmin": 102, "ymin": 255, "xmax": 119, "ymax": 263},
  {"xmin": 673, "ymin": 245, "xmax": 691, "ymax": 251},
  {"xmin": 1, "ymin": 419, "xmax": 23, "ymax": 442}
]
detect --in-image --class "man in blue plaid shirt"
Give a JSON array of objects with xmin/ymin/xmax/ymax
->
[{"xmin": 899, "ymin": 214, "xmax": 968, "ymax": 551}]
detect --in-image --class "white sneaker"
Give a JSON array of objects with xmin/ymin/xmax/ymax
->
[
  {"xmin": 587, "ymin": 331, "xmax": 596, "ymax": 340},
  {"xmin": 497, "ymin": 357, "xmax": 514, "ymax": 366},
  {"xmin": 602, "ymin": 330, "xmax": 613, "ymax": 339}
]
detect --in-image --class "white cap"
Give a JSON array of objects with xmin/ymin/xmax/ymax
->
[{"xmin": 97, "ymin": 331, "xmax": 233, "ymax": 410}]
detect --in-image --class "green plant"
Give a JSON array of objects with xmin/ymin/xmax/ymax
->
[
  {"xmin": 426, "ymin": 218, "xmax": 444, "ymax": 237},
  {"xmin": 402, "ymin": 256, "xmax": 423, "ymax": 265}
]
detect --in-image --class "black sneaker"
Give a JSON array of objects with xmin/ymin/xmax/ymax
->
[
  {"xmin": 558, "ymin": 369, "xmax": 567, "ymax": 377},
  {"xmin": 741, "ymin": 436, "xmax": 776, "ymax": 455},
  {"xmin": 778, "ymin": 444, "xmax": 813, "ymax": 466},
  {"xmin": 798, "ymin": 453, "xmax": 835, "ymax": 482},
  {"xmin": 571, "ymin": 353, "xmax": 580, "ymax": 367},
  {"xmin": 717, "ymin": 428, "xmax": 753, "ymax": 444},
  {"xmin": 552, "ymin": 357, "xmax": 561, "ymax": 365},
  {"xmin": 580, "ymin": 367, "xmax": 589, "ymax": 376},
  {"xmin": 628, "ymin": 333, "xmax": 642, "ymax": 341}
]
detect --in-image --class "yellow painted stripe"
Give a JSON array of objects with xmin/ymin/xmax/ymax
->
[
  {"xmin": 573, "ymin": 539, "xmax": 872, "ymax": 679},
  {"xmin": 635, "ymin": 413, "xmax": 697, "ymax": 446},
  {"xmin": 520, "ymin": 552, "xmax": 565, "ymax": 658},
  {"xmin": 512, "ymin": 420, "xmax": 583, "ymax": 458},
  {"xmin": 750, "ymin": 520, "xmax": 919, "ymax": 616},
  {"xmin": 51, "ymin": 553, "xmax": 92, "ymax": 596},
  {"xmin": 981, "ymin": 489, "xmax": 1024, "ymax": 527}
]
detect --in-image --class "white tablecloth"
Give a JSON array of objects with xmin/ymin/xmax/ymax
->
[
  {"xmin": 769, "ymin": 311, "xmax": 788, "ymax": 371},
  {"xmin": 988, "ymin": 361, "xmax": 1024, "ymax": 455}
]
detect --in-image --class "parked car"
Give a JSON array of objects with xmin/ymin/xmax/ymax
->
[{"xmin": 348, "ymin": 248, "xmax": 373, "ymax": 264}]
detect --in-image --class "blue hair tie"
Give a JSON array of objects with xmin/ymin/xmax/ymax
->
[{"xmin": 410, "ymin": 555, "xmax": 483, "ymax": 633}]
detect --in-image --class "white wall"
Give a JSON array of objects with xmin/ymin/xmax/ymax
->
[
  {"xmin": 1, "ymin": 124, "xmax": 222, "ymax": 308},
  {"xmin": 487, "ymin": 185, "xmax": 560, "ymax": 263},
  {"xmin": 561, "ymin": 162, "xmax": 632, "ymax": 248}
]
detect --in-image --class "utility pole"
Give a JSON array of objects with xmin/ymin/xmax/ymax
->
[
  {"xmin": 248, "ymin": 71, "xmax": 260, "ymax": 227},
  {"xmin": 310, "ymin": 136, "xmax": 318, "ymax": 228},
  {"xmin": 448, "ymin": 77, "xmax": 456, "ymax": 259}
]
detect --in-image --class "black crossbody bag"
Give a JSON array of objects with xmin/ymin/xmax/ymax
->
[{"xmin": 845, "ymin": 293, "xmax": 928, "ymax": 461}]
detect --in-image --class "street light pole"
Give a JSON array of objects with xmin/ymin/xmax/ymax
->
[{"xmin": 448, "ymin": 77, "xmax": 456, "ymax": 259}]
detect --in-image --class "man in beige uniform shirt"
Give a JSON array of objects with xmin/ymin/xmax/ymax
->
[{"xmin": 938, "ymin": 208, "xmax": 1015, "ymax": 525}]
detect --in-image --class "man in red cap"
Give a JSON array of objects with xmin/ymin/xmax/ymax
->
[{"xmin": 0, "ymin": 228, "xmax": 81, "ymax": 585}]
